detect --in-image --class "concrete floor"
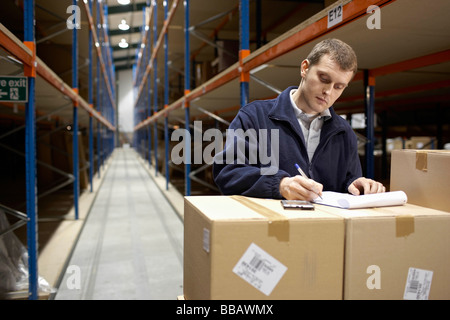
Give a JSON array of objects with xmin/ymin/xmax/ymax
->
[{"xmin": 54, "ymin": 147, "xmax": 184, "ymax": 300}]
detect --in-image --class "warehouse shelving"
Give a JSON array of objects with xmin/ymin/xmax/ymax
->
[
  {"xmin": 0, "ymin": 0, "xmax": 116, "ymax": 299},
  {"xmin": 0, "ymin": 0, "xmax": 447, "ymax": 301},
  {"xmin": 132, "ymin": 0, "xmax": 450, "ymax": 198}
]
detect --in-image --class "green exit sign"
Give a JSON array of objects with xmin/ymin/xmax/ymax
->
[{"xmin": 0, "ymin": 76, "xmax": 28, "ymax": 103}]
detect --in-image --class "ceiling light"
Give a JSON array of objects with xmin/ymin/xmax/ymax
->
[
  {"xmin": 118, "ymin": 19, "xmax": 130, "ymax": 31},
  {"xmin": 119, "ymin": 38, "xmax": 129, "ymax": 48},
  {"xmin": 250, "ymin": 64, "xmax": 270, "ymax": 74},
  {"xmin": 117, "ymin": 0, "xmax": 131, "ymax": 5},
  {"xmin": 7, "ymin": 55, "xmax": 23, "ymax": 65}
]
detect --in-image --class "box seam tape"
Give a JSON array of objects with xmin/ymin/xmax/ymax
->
[
  {"xmin": 231, "ymin": 195, "xmax": 289, "ymax": 242},
  {"xmin": 396, "ymin": 215, "xmax": 415, "ymax": 237},
  {"xmin": 415, "ymin": 150, "xmax": 428, "ymax": 172}
]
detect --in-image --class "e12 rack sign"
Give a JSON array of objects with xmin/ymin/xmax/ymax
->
[{"xmin": 0, "ymin": 76, "xmax": 28, "ymax": 103}]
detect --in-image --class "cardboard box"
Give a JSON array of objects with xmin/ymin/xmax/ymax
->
[
  {"xmin": 183, "ymin": 196, "xmax": 345, "ymax": 300},
  {"xmin": 390, "ymin": 149, "xmax": 450, "ymax": 212},
  {"xmin": 318, "ymin": 204, "xmax": 450, "ymax": 300},
  {"xmin": 409, "ymin": 136, "xmax": 436, "ymax": 149},
  {"xmin": 386, "ymin": 138, "xmax": 404, "ymax": 153}
]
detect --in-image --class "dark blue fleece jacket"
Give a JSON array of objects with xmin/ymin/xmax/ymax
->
[{"xmin": 213, "ymin": 86, "xmax": 362, "ymax": 199}]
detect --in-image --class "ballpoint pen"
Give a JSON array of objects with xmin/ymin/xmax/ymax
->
[{"xmin": 295, "ymin": 163, "xmax": 323, "ymax": 200}]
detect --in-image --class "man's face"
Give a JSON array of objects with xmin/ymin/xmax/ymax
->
[{"xmin": 297, "ymin": 54, "xmax": 354, "ymax": 114}]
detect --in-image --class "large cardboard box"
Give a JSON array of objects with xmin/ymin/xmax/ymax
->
[
  {"xmin": 390, "ymin": 150, "xmax": 450, "ymax": 212},
  {"xmin": 318, "ymin": 203, "xmax": 450, "ymax": 300},
  {"xmin": 183, "ymin": 196, "xmax": 345, "ymax": 300}
]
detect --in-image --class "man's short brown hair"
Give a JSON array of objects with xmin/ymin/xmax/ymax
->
[{"xmin": 306, "ymin": 38, "xmax": 358, "ymax": 74}]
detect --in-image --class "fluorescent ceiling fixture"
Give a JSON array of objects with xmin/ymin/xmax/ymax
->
[
  {"xmin": 117, "ymin": 0, "xmax": 131, "ymax": 5},
  {"xmin": 7, "ymin": 55, "xmax": 23, "ymax": 65},
  {"xmin": 119, "ymin": 38, "xmax": 129, "ymax": 48},
  {"xmin": 118, "ymin": 19, "xmax": 130, "ymax": 31}
]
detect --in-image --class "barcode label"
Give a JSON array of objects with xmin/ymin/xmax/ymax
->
[
  {"xmin": 403, "ymin": 267, "xmax": 433, "ymax": 300},
  {"xmin": 232, "ymin": 243, "xmax": 287, "ymax": 296}
]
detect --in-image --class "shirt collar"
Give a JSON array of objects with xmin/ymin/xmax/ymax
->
[{"xmin": 289, "ymin": 89, "xmax": 332, "ymax": 121}]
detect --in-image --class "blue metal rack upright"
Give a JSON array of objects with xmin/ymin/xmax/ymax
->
[
  {"xmin": 149, "ymin": 6, "xmax": 154, "ymax": 167},
  {"xmin": 163, "ymin": 0, "xmax": 170, "ymax": 191},
  {"xmin": 153, "ymin": 0, "xmax": 159, "ymax": 177},
  {"xmin": 88, "ymin": 0, "xmax": 94, "ymax": 193},
  {"xmin": 184, "ymin": 0, "xmax": 191, "ymax": 196},
  {"xmin": 239, "ymin": 0, "xmax": 250, "ymax": 108},
  {"xmin": 72, "ymin": 0, "xmax": 80, "ymax": 220},
  {"xmin": 23, "ymin": 0, "xmax": 38, "ymax": 301},
  {"xmin": 364, "ymin": 70, "xmax": 376, "ymax": 180}
]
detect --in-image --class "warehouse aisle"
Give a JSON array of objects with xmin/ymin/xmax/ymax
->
[{"xmin": 54, "ymin": 147, "xmax": 184, "ymax": 300}]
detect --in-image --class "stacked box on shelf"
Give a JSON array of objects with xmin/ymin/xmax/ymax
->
[{"xmin": 391, "ymin": 149, "xmax": 450, "ymax": 212}]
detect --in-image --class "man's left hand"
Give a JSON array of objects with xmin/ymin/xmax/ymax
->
[{"xmin": 348, "ymin": 177, "xmax": 386, "ymax": 195}]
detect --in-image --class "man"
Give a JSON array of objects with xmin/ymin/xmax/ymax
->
[{"xmin": 213, "ymin": 38, "xmax": 385, "ymax": 201}]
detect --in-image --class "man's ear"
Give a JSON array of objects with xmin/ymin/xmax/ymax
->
[{"xmin": 301, "ymin": 59, "xmax": 310, "ymax": 78}]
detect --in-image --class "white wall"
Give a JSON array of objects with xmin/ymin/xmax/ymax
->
[{"xmin": 117, "ymin": 69, "xmax": 134, "ymax": 133}]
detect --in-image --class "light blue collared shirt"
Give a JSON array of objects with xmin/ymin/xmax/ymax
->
[{"xmin": 289, "ymin": 89, "xmax": 331, "ymax": 161}]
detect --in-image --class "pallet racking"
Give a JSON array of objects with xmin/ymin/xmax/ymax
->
[
  {"xmin": 132, "ymin": 0, "xmax": 450, "ymax": 197},
  {"xmin": 0, "ymin": 0, "xmax": 116, "ymax": 299},
  {"xmin": 0, "ymin": 0, "xmax": 448, "ymax": 300}
]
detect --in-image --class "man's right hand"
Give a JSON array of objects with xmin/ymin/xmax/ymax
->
[{"xmin": 280, "ymin": 176, "xmax": 323, "ymax": 201}]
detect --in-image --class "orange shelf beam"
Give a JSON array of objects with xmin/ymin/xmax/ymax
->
[
  {"xmin": 134, "ymin": 0, "xmax": 396, "ymax": 130},
  {"xmin": 0, "ymin": 24, "xmax": 33, "ymax": 67},
  {"xmin": 243, "ymin": 0, "xmax": 395, "ymax": 73}
]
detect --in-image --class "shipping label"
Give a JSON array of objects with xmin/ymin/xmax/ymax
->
[
  {"xmin": 232, "ymin": 243, "xmax": 287, "ymax": 296},
  {"xmin": 403, "ymin": 267, "xmax": 433, "ymax": 300}
]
